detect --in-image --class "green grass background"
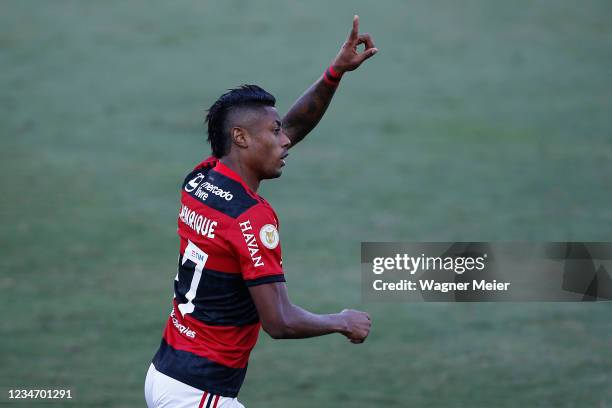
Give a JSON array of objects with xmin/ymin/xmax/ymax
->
[{"xmin": 2, "ymin": 0, "xmax": 611, "ymax": 406}]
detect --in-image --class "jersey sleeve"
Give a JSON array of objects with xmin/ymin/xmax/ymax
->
[{"xmin": 230, "ymin": 204, "xmax": 285, "ymax": 287}]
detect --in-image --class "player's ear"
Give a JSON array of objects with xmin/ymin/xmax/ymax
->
[{"xmin": 231, "ymin": 126, "xmax": 249, "ymax": 149}]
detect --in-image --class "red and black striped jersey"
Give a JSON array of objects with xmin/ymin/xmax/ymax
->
[{"xmin": 152, "ymin": 157, "xmax": 285, "ymax": 398}]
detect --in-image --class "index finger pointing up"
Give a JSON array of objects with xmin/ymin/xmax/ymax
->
[{"xmin": 347, "ymin": 14, "xmax": 359, "ymax": 42}]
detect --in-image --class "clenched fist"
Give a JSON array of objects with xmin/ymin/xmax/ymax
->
[{"xmin": 339, "ymin": 309, "xmax": 372, "ymax": 344}]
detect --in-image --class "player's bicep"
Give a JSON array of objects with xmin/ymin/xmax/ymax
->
[{"xmin": 248, "ymin": 282, "xmax": 291, "ymax": 338}]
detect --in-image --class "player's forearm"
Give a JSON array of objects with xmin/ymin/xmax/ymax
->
[
  {"xmin": 266, "ymin": 303, "xmax": 347, "ymax": 339},
  {"xmin": 281, "ymin": 73, "xmax": 339, "ymax": 147},
  {"xmin": 282, "ymin": 15, "xmax": 377, "ymax": 147}
]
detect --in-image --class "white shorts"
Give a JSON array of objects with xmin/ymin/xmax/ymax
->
[{"xmin": 145, "ymin": 364, "xmax": 245, "ymax": 408}]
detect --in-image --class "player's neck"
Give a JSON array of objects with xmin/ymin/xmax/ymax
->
[{"xmin": 219, "ymin": 156, "xmax": 260, "ymax": 192}]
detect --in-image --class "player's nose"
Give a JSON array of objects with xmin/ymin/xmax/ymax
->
[{"xmin": 280, "ymin": 131, "xmax": 291, "ymax": 148}]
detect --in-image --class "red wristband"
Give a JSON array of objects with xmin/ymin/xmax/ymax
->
[{"xmin": 323, "ymin": 65, "xmax": 343, "ymax": 87}]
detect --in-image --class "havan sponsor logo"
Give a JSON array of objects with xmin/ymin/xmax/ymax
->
[{"xmin": 239, "ymin": 220, "xmax": 264, "ymax": 267}]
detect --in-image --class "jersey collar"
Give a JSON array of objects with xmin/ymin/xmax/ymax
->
[{"xmin": 213, "ymin": 161, "xmax": 258, "ymax": 196}]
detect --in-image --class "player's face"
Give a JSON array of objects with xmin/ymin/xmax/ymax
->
[{"xmin": 247, "ymin": 107, "xmax": 291, "ymax": 179}]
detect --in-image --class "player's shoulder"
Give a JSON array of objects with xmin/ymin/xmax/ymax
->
[
  {"xmin": 235, "ymin": 201, "xmax": 281, "ymax": 254},
  {"xmin": 182, "ymin": 157, "xmax": 268, "ymax": 219},
  {"xmin": 239, "ymin": 199, "xmax": 278, "ymax": 225}
]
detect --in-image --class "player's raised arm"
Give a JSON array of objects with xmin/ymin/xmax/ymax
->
[
  {"xmin": 282, "ymin": 15, "xmax": 378, "ymax": 147},
  {"xmin": 248, "ymin": 282, "xmax": 371, "ymax": 343}
]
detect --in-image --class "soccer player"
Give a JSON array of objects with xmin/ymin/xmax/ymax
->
[{"xmin": 145, "ymin": 16, "xmax": 378, "ymax": 408}]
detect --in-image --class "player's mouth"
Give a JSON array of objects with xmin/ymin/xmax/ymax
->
[{"xmin": 281, "ymin": 152, "xmax": 289, "ymax": 166}]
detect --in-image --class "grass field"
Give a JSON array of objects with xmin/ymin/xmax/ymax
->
[{"xmin": 2, "ymin": 0, "xmax": 612, "ymax": 407}]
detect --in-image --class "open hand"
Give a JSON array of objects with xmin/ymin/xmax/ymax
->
[{"xmin": 331, "ymin": 15, "xmax": 378, "ymax": 74}]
